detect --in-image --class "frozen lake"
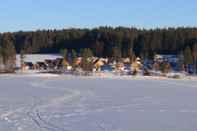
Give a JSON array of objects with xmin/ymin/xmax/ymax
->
[{"xmin": 0, "ymin": 75, "xmax": 197, "ymax": 131}]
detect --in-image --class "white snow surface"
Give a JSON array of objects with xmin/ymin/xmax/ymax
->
[{"xmin": 0, "ymin": 74, "xmax": 197, "ymax": 131}]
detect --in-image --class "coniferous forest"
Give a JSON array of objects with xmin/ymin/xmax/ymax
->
[{"xmin": 0, "ymin": 27, "xmax": 197, "ymax": 64}]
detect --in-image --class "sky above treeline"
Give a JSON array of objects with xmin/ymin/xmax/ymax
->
[{"xmin": 0, "ymin": 0, "xmax": 197, "ymax": 32}]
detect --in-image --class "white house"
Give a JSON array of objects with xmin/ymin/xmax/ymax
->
[
  {"xmin": 154, "ymin": 54, "xmax": 178, "ymax": 63},
  {"xmin": 16, "ymin": 54, "xmax": 63, "ymax": 68}
]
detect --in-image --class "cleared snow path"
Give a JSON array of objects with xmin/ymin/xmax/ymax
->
[{"xmin": 0, "ymin": 75, "xmax": 197, "ymax": 131}]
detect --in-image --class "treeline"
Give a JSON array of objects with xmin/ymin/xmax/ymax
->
[{"xmin": 0, "ymin": 27, "xmax": 197, "ymax": 64}]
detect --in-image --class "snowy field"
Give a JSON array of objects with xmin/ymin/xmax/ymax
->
[{"xmin": 0, "ymin": 74, "xmax": 197, "ymax": 131}]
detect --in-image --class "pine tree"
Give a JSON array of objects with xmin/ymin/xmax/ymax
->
[
  {"xmin": 71, "ymin": 49, "xmax": 77, "ymax": 67},
  {"xmin": 1, "ymin": 33, "xmax": 16, "ymax": 70},
  {"xmin": 112, "ymin": 47, "xmax": 121, "ymax": 61},
  {"xmin": 60, "ymin": 48, "xmax": 68, "ymax": 59},
  {"xmin": 184, "ymin": 46, "xmax": 193, "ymax": 64},
  {"xmin": 0, "ymin": 47, "xmax": 3, "ymax": 70},
  {"xmin": 93, "ymin": 40, "xmax": 104, "ymax": 57},
  {"xmin": 192, "ymin": 44, "xmax": 197, "ymax": 74},
  {"xmin": 81, "ymin": 48, "xmax": 93, "ymax": 71},
  {"xmin": 183, "ymin": 46, "xmax": 193, "ymax": 72},
  {"xmin": 178, "ymin": 51, "xmax": 184, "ymax": 71},
  {"xmin": 0, "ymin": 47, "xmax": 2, "ymax": 59},
  {"xmin": 128, "ymin": 43, "xmax": 133, "ymax": 59},
  {"xmin": 60, "ymin": 48, "xmax": 69, "ymax": 69},
  {"xmin": 20, "ymin": 49, "xmax": 25, "ymax": 70},
  {"xmin": 72, "ymin": 49, "xmax": 77, "ymax": 59},
  {"xmin": 82, "ymin": 48, "xmax": 93, "ymax": 58}
]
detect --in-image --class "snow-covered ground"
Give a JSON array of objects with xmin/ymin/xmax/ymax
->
[{"xmin": 0, "ymin": 74, "xmax": 197, "ymax": 131}]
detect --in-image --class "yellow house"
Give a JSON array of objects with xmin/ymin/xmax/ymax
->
[
  {"xmin": 131, "ymin": 57, "xmax": 142, "ymax": 71},
  {"xmin": 93, "ymin": 59, "xmax": 105, "ymax": 71}
]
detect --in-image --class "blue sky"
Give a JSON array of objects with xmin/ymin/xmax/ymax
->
[{"xmin": 0, "ymin": 0, "xmax": 196, "ymax": 32}]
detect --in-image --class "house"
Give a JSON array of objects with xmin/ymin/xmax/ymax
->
[
  {"xmin": 116, "ymin": 62, "xmax": 125, "ymax": 71},
  {"xmin": 121, "ymin": 58, "xmax": 131, "ymax": 64},
  {"xmin": 36, "ymin": 62, "xmax": 47, "ymax": 70},
  {"xmin": 131, "ymin": 57, "xmax": 142, "ymax": 72},
  {"xmin": 22, "ymin": 62, "xmax": 34, "ymax": 70},
  {"xmin": 154, "ymin": 54, "xmax": 179, "ymax": 71},
  {"xmin": 73, "ymin": 57, "xmax": 82, "ymax": 66},
  {"xmin": 154, "ymin": 54, "xmax": 178, "ymax": 63},
  {"xmin": 55, "ymin": 58, "xmax": 63, "ymax": 69},
  {"xmin": 16, "ymin": 54, "xmax": 63, "ymax": 70},
  {"xmin": 93, "ymin": 58, "xmax": 107, "ymax": 71},
  {"xmin": 100, "ymin": 65, "xmax": 114, "ymax": 72},
  {"xmin": 45, "ymin": 59, "xmax": 56, "ymax": 69},
  {"xmin": 108, "ymin": 59, "xmax": 117, "ymax": 69},
  {"xmin": 124, "ymin": 64, "xmax": 132, "ymax": 72}
]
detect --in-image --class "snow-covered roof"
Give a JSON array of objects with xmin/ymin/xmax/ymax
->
[
  {"xmin": 155, "ymin": 54, "xmax": 177, "ymax": 59},
  {"xmin": 154, "ymin": 54, "xmax": 178, "ymax": 63},
  {"xmin": 16, "ymin": 54, "xmax": 63, "ymax": 67}
]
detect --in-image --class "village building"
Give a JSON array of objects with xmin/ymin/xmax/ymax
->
[
  {"xmin": 131, "ymin": 57, "xmax": 142, "ymax": 72},
  {"xmin": 73, "ymin": 57, "xmax": 82, "ymax": 67},
  {"xmin": 116, "ymin": 62, "xmax": 125, "ymax": 71},
  {"xmin": 154, "ymin": 54, "xmax": 178, "ymax": 63},
  {"xmin": 154, "ymin": 54, "xmax": 179, "ymax": 71},
  {"xmin": 121, "ymin": 58, "xmax": 131, "ymax": 64},
  {"xmin": 16, "ymin": 54, "xmax": 63, "ymax": 71},
  {"xmin": 99, "ymin": 65, "xmax": 114, "ymax": 72},
  {"xmin": 93, "ymin": 58, "xmax": 108, "ymax": 71}
]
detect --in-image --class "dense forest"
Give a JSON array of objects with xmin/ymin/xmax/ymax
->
[{"xmin": 0, "ymin": 27, "xmax": 197, "ymax": 65}]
